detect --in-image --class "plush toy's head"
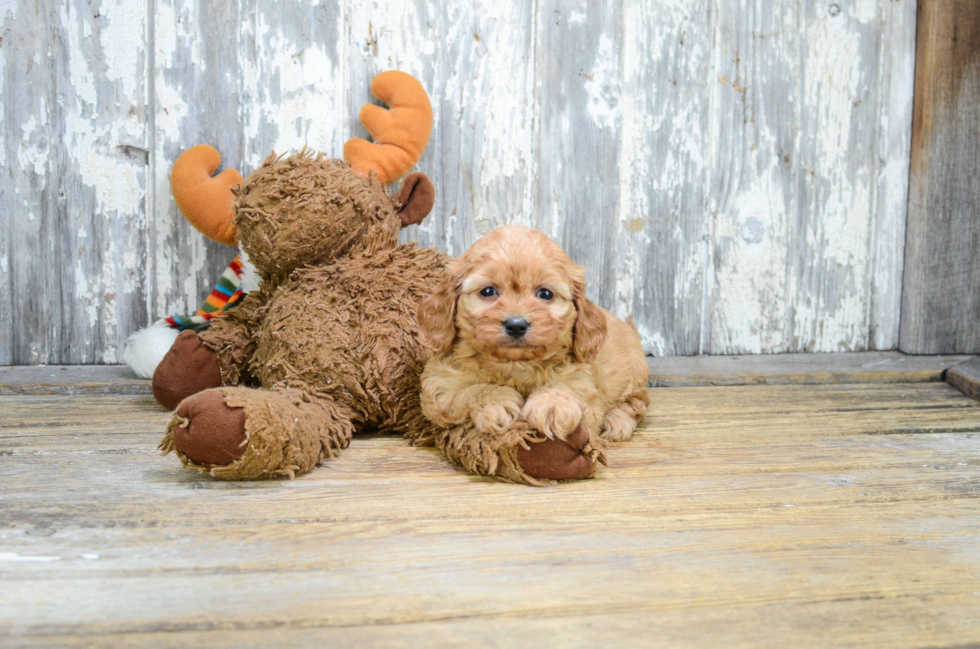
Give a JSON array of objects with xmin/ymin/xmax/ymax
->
[
  {"xmin": 170, "ymin": 71, "xmax": 436, "ymax": 281},
  {"xmin": 232, "ymin": 153, "xmax": 433, "ymax": 281}
]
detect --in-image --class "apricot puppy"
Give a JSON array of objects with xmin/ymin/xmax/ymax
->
[{"xmin": 418, "ymin": 225, "xmax": 649, "ymax": 444}]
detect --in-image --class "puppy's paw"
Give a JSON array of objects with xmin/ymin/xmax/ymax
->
[
  {"xmin": 470, "ymin": 388, "xmax": 524, "ymax": 434},
  {"xmin": 522, "ymin": 387, "xmax": 584, "ymax": 441},
  {"xmin": 600, "ymin": 407, "xmax": 638, "ymax": 442}
]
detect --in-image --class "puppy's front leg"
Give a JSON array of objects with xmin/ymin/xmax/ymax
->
[
  {"xmin": 464, "ymin": 384, "xmax": 525, "ymax": 434},
  {"xmin": 422, "ymin": 372, "xmax": 524, "ymax": 434},
  {"xmin": 522, "ymin": 383, "xmax": 596, "ymax": 441}
]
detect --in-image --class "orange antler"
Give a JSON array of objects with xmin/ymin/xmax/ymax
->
[
  {"xmin": 170, "ymin": 145, "xmax": 243, "ymax": 246},
  {"xmin": 344, "ymin": 71, "xmax": 433, "ymax": 186}
]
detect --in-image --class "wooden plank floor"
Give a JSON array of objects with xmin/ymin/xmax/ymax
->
[{"xmin": 2, "ymin": 370, "xmax": 980, "ymax": 647}]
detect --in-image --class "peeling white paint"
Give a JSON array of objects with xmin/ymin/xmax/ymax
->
[
  {"xmin": 61, "ymin": 4, "xmax": 98, "ymax": 109},
  {"xmin": 699, "ymin": 0, "xmax": 914, "ymax": 354},
  {"xmin": 0, "ymin": 45, "xmax": 5, "ymax": 168},
  {"xmin": 182, "ymin": 234, "xmax": 208, "ymax": 314},
  {"xmin": 66, "ymin": 115, "xmax": 144, "ymax": 217},
  {"xmin": 241, "ymin": 6, "xmax": 346, "ymax": 162},
  {"xmin": 99, "ymin": 0, "xmax": 144, "ymax": 103},
  {"xmin": 4, "ymin": 0, "xmax": 917, "ymax": 363},
  {"xmin": 849, "ymin": 0, "xmax": 878, "ymax": 24},
  {"xmin": 584, "ymin": 34, "xmax": 620, "ymax": 130},
  {"xmin": 636, "ymin": 323, "xmax": 667, "ymax": 357},
  {"xmin": 614, "ymin": 2, "xmax": 644, "ymax": 321},
  {"xmin": 18, "ymin": 115, "xmax": 48, "ymax": 175},
  {"xmin": 712, "ymin": 177, "xmax": 790, "ymax": 353}
]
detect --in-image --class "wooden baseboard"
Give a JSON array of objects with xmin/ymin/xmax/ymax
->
[
  {"xmin": 0, "ymin": 365, "xmax": 152, "ymax": 396},
  {"xmin": 946, "ymin": 357, "xmax": 980, "ymax": 402},
  {"xmin": 3, "ymin": 352, "xmax": 977, "ymax": 396},
  {"xmin": 648, "ymin": 351, "xmax": 973, "ymax": 387}
]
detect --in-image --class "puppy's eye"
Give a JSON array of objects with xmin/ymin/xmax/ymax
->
[
  {"xmin": 479, "ymin": 286, "xmax": 498, "ymax": 298},
  {"xmin": 536, "ymin": 288, "xmax": 554, "ymax": 301}
]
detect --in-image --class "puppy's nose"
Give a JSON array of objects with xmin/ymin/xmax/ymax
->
[{"xmin": 503, "ymin": 317, "xmax": 529, "ymax": 339}]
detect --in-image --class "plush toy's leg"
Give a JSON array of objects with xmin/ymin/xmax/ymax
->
[
  {"xmin": 152, "ymin": 330, "xmax": 222, "ymax": 410},
  {"xmin": 414, "ymin": 420, "xmax": 606, "ymax": 486},
  {"xmin": 159, "ymin": 386, "xmax": 354, "ymax": 480},
  {"xmin": 516, "ymin": 425, "xmax": 606, "ymax": 481}
]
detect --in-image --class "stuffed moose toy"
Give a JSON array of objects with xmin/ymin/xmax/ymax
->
[{"xmin": 153, "ymin": 71, "xmax": 605, "ymax": 484}]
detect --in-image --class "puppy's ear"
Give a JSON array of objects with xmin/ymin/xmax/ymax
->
[
  {"xmin": 418, "ymin": 262, "xmax": 462, "ymax": 353},
  {"xmin": 571, "ymin": 270, "xmax": 607, "ymax": 363}
]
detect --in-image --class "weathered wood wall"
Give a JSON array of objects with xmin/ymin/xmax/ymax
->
[
  {"xmin": 0, "ymin": 0, "xmax": 917, "ymax": 364},
  {"xmin": 900, "ymin": 0, "xmax": 980, "ymax": 354}
]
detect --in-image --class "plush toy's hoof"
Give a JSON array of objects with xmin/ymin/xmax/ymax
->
[
  {"xmin": 152, "ymin": 330, "xmax": 222, "ymax": 410},
  {"xmin": 171, "ymin": 390, "xmax": 247, "ymax": 466},
  {"xmin": 517, "ymin": 424, "xmax": 599, "ymax": 481}
]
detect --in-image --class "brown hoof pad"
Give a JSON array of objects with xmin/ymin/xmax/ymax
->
[
  {"xmin": 172, "ymin": 390, "xmax": 247, "ymax": 466},
  {"xmin": 153, "ymin": 330, "xmax": 222, "ymax": 411},
  {"xmin": 517, "ymin": 424, "xmax": 596, "ymax": 480}
]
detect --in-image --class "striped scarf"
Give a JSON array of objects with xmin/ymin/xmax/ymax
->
[{"xmin": 159, "ymin": 256, "xmax": 247, "ymax": 330}]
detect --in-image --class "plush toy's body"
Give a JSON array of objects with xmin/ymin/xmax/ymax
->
[
  {"xmin": 166, "ymin": 226, "xmax": 449, "ymax": 478},
  {"xmin": 152, "ymin": 72, "xmax": 603, "ymax": 483},
  {"xmin": 155, "ymin": 150, "xmax": 447, "ymax": 478}
]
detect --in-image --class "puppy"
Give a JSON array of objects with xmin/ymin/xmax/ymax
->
[{"xmin": 417, "ymin": 225, "xmax": 649, "ymax": 443}]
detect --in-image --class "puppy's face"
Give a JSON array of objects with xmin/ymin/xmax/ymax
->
[
  {"xmin": 457, "ymin": 233, "xmax": 576, "ymax": 362},
  {"xmin": 419, "ymin": 226, "xmax": 607, "ymax": 364}
]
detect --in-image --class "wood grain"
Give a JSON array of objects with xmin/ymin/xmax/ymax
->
[
  {"xmin": 706, "ymin": 0, "xmax": 916, "ymax": 354},
  {"xmin": 648, "ymin": 351, "xmax": 974, "ymax": 387},
  {"xmin": 2, "ymin": 381, "xmax": 980, "ymax": 646},
  {"xmin": 150, "ymin": 0, "xmax": 351, "ymax": 323},
  {"xmin": 149, "ymin": 0, "xmax": 250, "ymax": 327},
  {"xmin": 2, "ymin": 1, "xmax": 921, "ymax": 363},
  {"xmin": 900, "ymin": 0, "xmax": 980, "ymax": 354},
  {"xmin": 947, "ymin": 357, "xmax": 980, "ymax": 402},
  {"xmin": 1, "ymin": 353, "xmax": 972, "ymax": 396},
  {"xmin": 0, "ymin": 366, "xmax": 152, "ymax": 395},
  {"xmin": 0, "ymin": 1, "xmax": 149, "ymax": 364}
]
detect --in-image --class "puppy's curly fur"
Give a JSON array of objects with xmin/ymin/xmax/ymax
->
[{"xmin": 418, "ymin": 225, "xmax": 649, "ymax": 444}]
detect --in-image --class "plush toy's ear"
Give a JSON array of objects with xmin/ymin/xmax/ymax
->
[
  {"xmin": 396, "ymin": 172, "xmax": 435, "ymax": 227},
  {"xmin": 170, "ymin": 145, "xmax": 243, "ymax": 246}
]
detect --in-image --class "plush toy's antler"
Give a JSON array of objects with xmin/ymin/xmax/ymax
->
[
  {"xmin": 170, "ymin": 145, "xmax": 244, "ymax": 246},
  {"xmin": 343, "ymin": 71, "xmax": 433, "ymax": 186}
]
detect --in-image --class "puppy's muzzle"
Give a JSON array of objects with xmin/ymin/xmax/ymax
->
[{"xmin": 503, "ymin": 317, "xmax": 529, "ymax": 339}]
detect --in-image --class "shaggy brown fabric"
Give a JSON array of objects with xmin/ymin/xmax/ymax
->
[
  {"xmin": 199, "ymin": 290, "xmax": 269, "ymax": 386},
  {"xmin": 160, "ymin": 386, "xmax": 355, "ymax": 480},
  {"xmin": 234, "ymin": 151, "xmax": 400, "ymax": 282},
  {"xmin": 409, "ymin": 420, "xmax": 606, "ymax": 486},
  {"xmin": 158, "ymin": 151, "xmax": 454, "ymax": 480},
  {"xmin": 152, "ymin": 330, "xmax": 222, "ymax": 410},
  {"xmin": 248, "ymin": 244, "xmax": 447, "ymax": 431}
]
